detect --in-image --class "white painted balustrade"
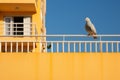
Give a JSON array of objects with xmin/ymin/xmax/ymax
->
[{"xmin": 0, "ymin": 35, "xmax": 120, "ymax": 53}]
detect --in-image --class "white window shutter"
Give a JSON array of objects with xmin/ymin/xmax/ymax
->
[
  {"xmin": 4, "ymin": 17, "xmax": 13, "ymax": 35},
  {"xmin": 24, "ymin": 17, "xmax": 31, "ymax": 35}
]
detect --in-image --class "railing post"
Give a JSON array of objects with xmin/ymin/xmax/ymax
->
[
  {"xmin": 27, "ymin": 42, "xmax": 29, "ymax": 53},
  {"xmin": 5, "ymin": 42, "xmax": 7, "ymax": 52},
  {"xmin": 106, "ymin": 42, "xmax": 108, "ymax": 52},
  {"xmin": 51, "ymin": 42, "xmax": 53, "ymax": 53},
  {"xmin": 79, "ymin": 42, "xmax": 81, "ymax": 52},
  {"xmin": 10, "ymin": 42, "xmax": 13, "ymax": 53},
  {"xmin": 46, "ymin": 42, "xmax": 47, "ymax": 52},
  {"xmin": 39, "ymin": 41, "xmax": 41, "ymax": 52},
  {"xmin": 33, "ymin": 42, "xmax": 35, "ymax": 52},
  {"xmin": 90, "ymin": 42, "xmax": 92, "ymax": 52},
  {"xmin": 84, "ymin": 42, "xmax": 87, "ymax": 52},
  {"xmin": 111, "ymin": 42, "xmax": 113, "ymax": 52},
  {"xmin": 16, "ymin": 42, "xmax": 18, "ymax": 52},
  {"xmin": 62, "ymin": 41, "xmax": 64, "ymax": 52},
  {"xmin": 117, "ymin": 42, "xmax": 119, "ymax": 52},
  {"xmin": 100, "ymin": 41, "xmax": 102, "ymax": 52},
  {"xmin": 57, "ymin": 42, "xmax": 59, "ymax": 52},
  {"xmin": 21, "ymin": 42, "xmax": 23, "ymax": 52},
  {"xmin": 0, "ymin": 42, "xmax": 1, "ymax": 52},
  {"xmin": 95, "ymin": 42, "xmax": 97, "ymax": 52},
  {"xmin": 74, "ymin": 42, "xmax": 76, "ymax": 52},
  {"xmin": 68, "ymin": 42, "xmax": 70, "ymax": 52}
]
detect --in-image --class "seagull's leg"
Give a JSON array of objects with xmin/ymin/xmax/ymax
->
[{"xmin": 88, "ymin": 33, "xmax": 90, "ymax": 36}]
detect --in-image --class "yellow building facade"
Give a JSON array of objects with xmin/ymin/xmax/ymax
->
[
  {"xmin": 0, "ymin": 0, "xmax": 46, "ymax": 52},
  {"xmin": 0, "ymin": 0, "xmax": 120, "ymax": 80}
]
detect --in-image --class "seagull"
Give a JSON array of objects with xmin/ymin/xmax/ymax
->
[{"xmin": 85, "ymin": 17, "xmax": 97, "ymax": 39}]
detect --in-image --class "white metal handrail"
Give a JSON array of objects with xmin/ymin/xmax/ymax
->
[
  {"xmin": 45, "ymin": 41, "xmax": 120, "ymax": 53},
  {"xmin": 0, "ymin": 34, "xmax": 120, "ymax": 37},
  {"xmin": 0, "ymin": 34, "xmax": 120, "ymax": 53}
]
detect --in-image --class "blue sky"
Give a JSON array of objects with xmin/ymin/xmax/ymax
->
[{"xmin": 46, "ymin": 0, "xmax": 120, "ymax": 34}]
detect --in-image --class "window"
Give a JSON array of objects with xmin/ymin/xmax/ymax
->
[
  {"xmin": 4, "ymin": 16, "xmax": 31, "ymax": 36},
  {"xmin": 14, "ymin": 17, "xmax": 24, "ymax": 35}
]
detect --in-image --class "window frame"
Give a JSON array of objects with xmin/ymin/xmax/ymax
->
[{"xmin": 4, "ymin": 16, "xmax": 32, "ymax": 36}]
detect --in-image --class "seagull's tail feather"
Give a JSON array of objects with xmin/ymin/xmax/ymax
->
[
  {"xmin": 93, "ymin": 33, "xmax": 97, "ymax": 39},
  {"xmin": 93, "ymin": 36, "xmax": 97, "ymax": 39}
]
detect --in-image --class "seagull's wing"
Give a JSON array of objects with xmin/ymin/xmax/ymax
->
[
  {"xmin": 90, "ymin": 24, "xmax": 97, "ymax": 39},
  {"xmin": 85, "ymin": 23, "xmax": 92, "ymax": 33},
  {"xmin": 90, "ymin": 24, "xmax": 97, "ymax": 34}
]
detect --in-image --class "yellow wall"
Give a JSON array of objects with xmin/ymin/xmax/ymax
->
[
  {"xmin": 0, "ymin": 0, "xmax": 36, "ymax": 12},
  {"xmin": 0, "ymin": 52, "xmax": 120, "ymax": 80}
]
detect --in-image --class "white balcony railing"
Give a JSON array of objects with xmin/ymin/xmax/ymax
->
[
  {"xmin": 0, "ymin": 34, "xmax": 120, "ymax": 53},
  {"xmin": 0, "ymin": 23, "xmax": 37, "ymax": 36},
  {"xmin": 45, "ymin": 35, "xmax": 120, "ymax": 53}
]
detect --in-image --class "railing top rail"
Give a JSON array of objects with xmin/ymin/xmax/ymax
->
[
  {"xmin": 46, "ymin": 41, "xmax": 120, "ymax": 42},
  {"xmin": 0, "ymin": 40, "xmax": 120, "ymax": 42},
  {"xmin": 0, "ymin": 34, "xmax": 120, "ymax": 37},
  {"xmin": 45, "ymin": 34, "xmax": 120, "ymax": 37}
]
